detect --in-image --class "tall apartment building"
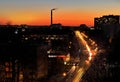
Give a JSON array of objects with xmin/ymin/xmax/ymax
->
[{"xmin": 94, "ymin": 15, "xmax": 120, "ymax": 42}]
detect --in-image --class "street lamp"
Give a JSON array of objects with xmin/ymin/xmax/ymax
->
[{"xmin": 51, "ymin": 8, "xmax": 57, "ymax": 25}]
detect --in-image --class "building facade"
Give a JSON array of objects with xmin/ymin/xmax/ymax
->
[{"xmin": 94, "ymin": 15, "xmax": 120, "ymax": 43}]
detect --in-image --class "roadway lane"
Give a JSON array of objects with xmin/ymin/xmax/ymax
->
[
  {"xmin": 72, "ymin": 30, "xmax": 98, "ymax": 82},
  {"xmin": 61, "ymin": 30, "xmax": 98, "ymax": 82},
  {"xmin": 59, "ymin": 30, "xmax": 98, "ymax": 82}
]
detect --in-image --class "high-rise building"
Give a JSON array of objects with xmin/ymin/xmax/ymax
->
[
  {"xmin": 94, "ymin": 15, "xmax": 120, "ymax": 43},
  {"xmin": 94, "ymin": 15, "xmax": 120, "ymax": 29}
]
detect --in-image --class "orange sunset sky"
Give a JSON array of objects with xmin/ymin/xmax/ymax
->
[{"xmin": 0, "ymin": 0, "xmax": 120, "ymax": 26}]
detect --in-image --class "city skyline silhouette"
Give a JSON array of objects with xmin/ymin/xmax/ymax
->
[{"xmin": 0, "ymin": 0, "xmax": 120, "ymax": 26}]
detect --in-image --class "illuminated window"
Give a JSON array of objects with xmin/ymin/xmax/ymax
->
[
  {"xmin": 5, "ymin": 67, "xmax": 9, "ymax": 72},
  {"xmin": 6, "ymin": 73, "xmax": 12, "ymax": 78},
  {"xmin": 5, "ymin": 62, "xmax": 13, "ymax": 78},
  {"xmin": 19, "ymin": 71, "xmax": 23, "ymax": 81}
]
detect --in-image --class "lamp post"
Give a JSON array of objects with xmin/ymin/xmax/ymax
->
[{"xmin": 51, "ymin": 8, "xmax": 57, "ymax": 25}]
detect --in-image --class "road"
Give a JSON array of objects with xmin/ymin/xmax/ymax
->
[{"xmin": 60, "ymin": 30, "xmax": 99, "ymax": 82}]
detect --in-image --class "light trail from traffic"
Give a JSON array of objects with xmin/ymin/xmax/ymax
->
[
  {"xmin": 73, "ymin": 30, "xmax": 98, "ymax": 82},
  {"xmin": 67, "ymin": 65, "xmax": 76, "ymax": 74},
  {"xmin": 73, "ymin": 68, "xmax": 84, "ymax": 82},
  {"xmin": 60, "ymin": 30, "xmax": 98, "ymax": 82},
  {"xmin": 75, "ymin": 31, "xmax": 93, "ymax": 61}
]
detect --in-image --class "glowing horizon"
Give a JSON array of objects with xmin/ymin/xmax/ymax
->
[{"xmin": 0, "ymin": 0, "xmax": 120, "ymax": 26}]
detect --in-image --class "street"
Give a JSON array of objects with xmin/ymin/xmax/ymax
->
[{"xmin": 59, "ymin": 30, "xmax": 99, "ymax": 82}]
